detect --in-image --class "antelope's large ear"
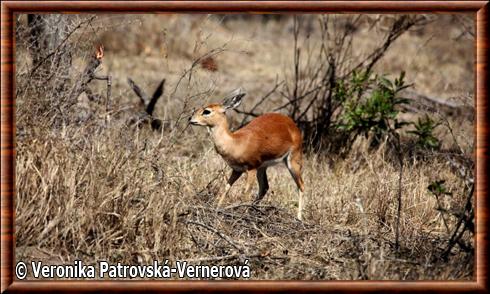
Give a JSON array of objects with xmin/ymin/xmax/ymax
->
[{"xmin": 222, "ymin": 88, "xmax": 246, "ymax": 110}]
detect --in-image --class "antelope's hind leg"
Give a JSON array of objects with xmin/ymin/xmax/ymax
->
[
  {"xmin": 285, "ymin": 150, "xmax": 305, "ymax": 220},
  {"xmin": 244, "ymin": 169, "xmax": 256, "ymax": 194}
]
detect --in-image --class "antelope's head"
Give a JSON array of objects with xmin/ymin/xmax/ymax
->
[{"xmin": 189, "ymin": 88, "xmax": 245, "ymax": 127}]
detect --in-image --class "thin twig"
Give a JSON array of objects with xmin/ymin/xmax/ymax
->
[
  {"xmin": 184, "ymin": 220, "xmax": 242, "ymax": 252},
  {"xmin": 29, "ymin": 16, "xmax": 96, "ymax": 77}
]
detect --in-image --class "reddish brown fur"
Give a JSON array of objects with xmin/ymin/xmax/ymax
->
[{"xmin": 224, "ymin": 113, "xmax": 302, "ymax": 169}]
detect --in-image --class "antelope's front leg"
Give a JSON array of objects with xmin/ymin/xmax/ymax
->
[{"xmin": 216, "ymin": 170, "xmax": 243, "ymax": 207}]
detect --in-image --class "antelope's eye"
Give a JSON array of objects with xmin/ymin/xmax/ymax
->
[{"xmin": 202, "ymin": 109, "xmax": 211, "ymax": 115}]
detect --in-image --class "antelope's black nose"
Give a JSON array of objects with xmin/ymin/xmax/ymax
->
[{"xmin": 188, "ymin": 116, "xmax": 198, "ymax": 125}]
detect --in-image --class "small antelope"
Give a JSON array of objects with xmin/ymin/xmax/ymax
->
[
  {"xmin": 127, "ymin": 77, "xmax": 166, "ymax": 131},
  {"xmin": 189, "ymin": 89, "xmax": 305, "ymax": 220}
]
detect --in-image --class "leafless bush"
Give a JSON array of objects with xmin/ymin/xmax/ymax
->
[
  {"xmin": 236, "ymin": 15, "xmax": 433, "ymax": 153},
  {"xmin": 16, "ymin": 15, "xmax": 112, "ymax": 132}
]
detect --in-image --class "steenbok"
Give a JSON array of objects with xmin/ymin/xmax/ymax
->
[
  {"xmin": 189, "ymin": 89, "xmax": 305, "ymax": 220},
  {"xmin": 127, "ymin": 77, "xmax": 166, "ymax": 131}
]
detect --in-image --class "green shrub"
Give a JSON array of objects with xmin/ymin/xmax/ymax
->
[
  {"xmin": 337, "ymin": 71, "xmax": 411, "ymax": 148},
  {"xmin": 409, "ymin": 115, "xmax": 441, "ymax": 150}
]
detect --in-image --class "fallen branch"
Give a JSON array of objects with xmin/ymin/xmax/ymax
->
[
  {"xmin": 401, "ymin": 90, "xmax": 474, "ymax": 120},
  {"xmin": 187, "ymin": 253, "xmax": 287, "ymax": 264},
  {"xmin": 184, "ymin": 220, "xmax": 243, "ymax": 252}
]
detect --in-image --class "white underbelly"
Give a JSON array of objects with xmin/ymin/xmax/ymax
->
[
  {"xmin": 258, "ymin": 150, "xmax": 290, "ymax": 169},
  {"xmin": 224, "ymin": 150, "xmax": 290, "ymax": 171},
  {"xmin": 229, "ymin": 163, "xmax": 248, "ymax": 172}
]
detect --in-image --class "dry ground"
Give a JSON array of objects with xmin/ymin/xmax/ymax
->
[{"xmin": 14, "ymin": 14, "xmax": 474, "ymax": 280}]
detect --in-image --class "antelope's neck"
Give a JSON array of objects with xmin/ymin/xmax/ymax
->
[{"xmin": 210, "ymin": 121, "xmax": 235, "ymax": 156}]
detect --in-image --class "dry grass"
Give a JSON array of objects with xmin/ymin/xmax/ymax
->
[{"xmin": 15, "ymin": 14, "xmax": 474, "ymax": 280}]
